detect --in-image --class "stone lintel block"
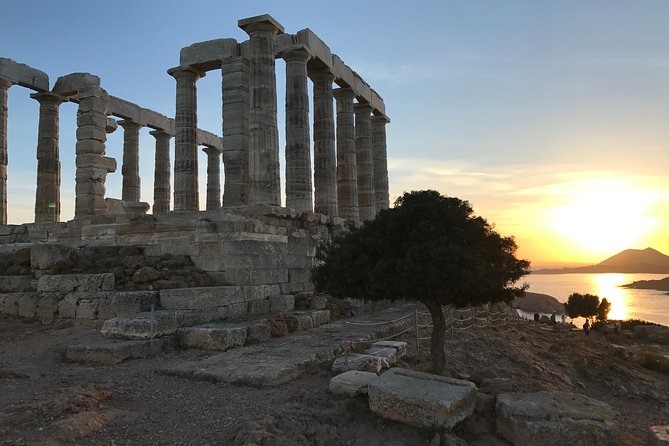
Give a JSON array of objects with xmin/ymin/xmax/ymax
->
[
  {"xmin": 332, "ymin": 55, "xmax": 355, "ymax": 88},
  {"xmin": 53, "ymin": 72, "xmax": 100, "ymax": 97},
  {"xmin": 140, "ymin": 108, "xmax": 171, "ymax": 133},
  {"xmin": 37, "ymin": 273, "xmax": 115, "ymax": 293},
  {"xmin": 368, "ymin": 368, "xmax": 477, "ymax": 430},
  {"xmin": 370, "ymin": 89, "xmax": 387, "ymax": 117},
  {"xmin": 0, "ymin": 57, "xmax": 49, "ymax": 91},
  {"xmin": 180, "ymin": 38, "xmax": 240, "ymax": 70},
  {"xmin": 108, "ymin": 96, "xmax": 141, "ymax": 122},
  {"xmin": 197, "ymin": 130, "xmax": 223, "ymax": 150},
  {"xmin": 329, "ymin": 370, "xmax": 377, "ymax": 397},
  {"xmin": 353, "ymin": 72, "xmax": 372, "ymax": 104},
  {"xmin": 649, "ymin": 425, "xmax": 669, "ymax": 446},
  {"xmin": 294, "ymin": 28, "xmax": 332, "ymax": 68},
  {"xmin": 238, "ymin": 14, "xmax": 284, "ymax": 34}
]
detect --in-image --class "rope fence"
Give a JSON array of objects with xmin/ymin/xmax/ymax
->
[{"xmin": 339, "ymin": 303, "xmax": 527, "ymax": 370}]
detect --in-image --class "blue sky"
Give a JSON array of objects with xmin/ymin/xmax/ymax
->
[{"xmin": 2, "ymin": 0, "xmax": 669, "ymax": 263}]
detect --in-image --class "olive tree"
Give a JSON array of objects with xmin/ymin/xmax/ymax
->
[{"xmin": 312, "ymin": 190, "xmax": 530, "ymax": 372}]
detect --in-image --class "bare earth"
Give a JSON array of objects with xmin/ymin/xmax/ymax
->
[{"xmin": 1, "ymin": 314, "xmax": 668, "ymax": 446}]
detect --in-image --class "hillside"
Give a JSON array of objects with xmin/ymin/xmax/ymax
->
[{"xmin": 534, "ymin": 247, "xmax": 669, "ymax": 274}]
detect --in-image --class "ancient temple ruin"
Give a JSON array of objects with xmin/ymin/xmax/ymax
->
[{"xmin": 0, "ymin": 15, "xmax": 390, "ymax": 335}]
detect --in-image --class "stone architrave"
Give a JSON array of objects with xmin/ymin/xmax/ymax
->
[
  {"xmin": 118, "ymin": 120, "xmax": 142, "ymax": 203},
  {"xmin": 311, "ymin": 69, "xmax": 337, "ymax": 216},
  {"xmin": 0, "ymin": 79, "xmax": 11, "ymax": 224},
  {"xmin": 168, "ymin": 66, "xmax": 203, "ymax": 211},
  {"xmin": 203, "ymin": 146, "xmax": 222, "ymax": 210},
  {"xmin": 150, "ymin": 130, "xmax": 171, "ymax": 214},
  {"xmin": 239, "ymin": 15, "xmax": 284, "ymax": 205},
  {"xmin": 333, "ymin": 87, "xmax": 359, "ymax": 222},
  {"xmin": 221, "ymin": 57, "xmax": 250, "ymax": 207},
  {"xmin": 371, "ymin": 114, "xmax": 390, "ymax": 213},
  {"xmin": 32, "ymin": 91, "xmax": 65, "ymax": 223},
  {"xmin": 281, "ymin": 46, "xmax": 312, "ymax": 212},
  {"xmin": 354, "ymin": 103, "xmax": 375, "ymax": 221}
]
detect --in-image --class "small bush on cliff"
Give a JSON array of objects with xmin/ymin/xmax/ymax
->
[{"xmin": 312, "ymin": 190, "xmax": 531, "ymax": 373}]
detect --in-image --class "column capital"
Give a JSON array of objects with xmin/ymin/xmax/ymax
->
[
  {"xmin": 278, "ymin": 45, "xmax": 311, "ymax": 63},
  {"xmin": 202, "ymin": 145, "xmax": 222, "ymax": 156},
  {"xmin": 167, "ymin": 66, "xmax": 205, "ymax": 81},
  {"xmin": 333, "ymin": 86, "xmax": 356, "ymax": 101},
  {"xmin": 371, "ymin": 114, "xmax": 391, "ymax": 125},
  {"xmin": 238, "ymin": 14, "xmax": 284, "ymax": 35},
  {"xmin": 354, "ymin": 103, "xmax": 373, "ymax": 114},
  {"xmin": 118, "ymin": 119, "xmax": 142, "ymax": 131},
  {"xmin": 149, "ymin": 129, "xmax": 172, "ymax": 139},
  {"xmin": 30, "ymin": 91, "xmax": 66, "ymax": 105},
  {"xmin": 309, "ymin": 68, "xmax": 336, "ymax": 83},
  {"xmin": 0, "ymin": 78, "xmax": 12, "ymax": 89}
]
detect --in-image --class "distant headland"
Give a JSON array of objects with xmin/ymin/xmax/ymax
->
[{"xmin": 533, "ymin": 247, "xmax": 669, "ymax": 274}]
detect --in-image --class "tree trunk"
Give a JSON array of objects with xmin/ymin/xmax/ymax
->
[{"xmin": 424, "ymin": 300, "xmax": 446, "ymax": 373}]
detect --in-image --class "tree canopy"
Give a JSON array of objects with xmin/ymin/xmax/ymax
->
[
  {"xmin": 564, "ymin": 293, "xmax": 611, "ymax": 322},
  {"xmin": 312, "ymin": 190, "xmax": 531, "ymax": 371}
]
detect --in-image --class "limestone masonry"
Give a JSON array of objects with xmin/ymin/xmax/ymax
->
[{"xmin": 0, "ymin": 14, "xmax": 390, "ymax": 324}]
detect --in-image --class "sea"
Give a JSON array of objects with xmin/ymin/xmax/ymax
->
[{"xmin": 522, "ymin": 273, "xmax": 669, "ymax": 327}]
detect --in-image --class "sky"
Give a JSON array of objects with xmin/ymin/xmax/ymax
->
[{"xmin": 1, "ymin": 0, "xmax": 668, "ymax": 266}]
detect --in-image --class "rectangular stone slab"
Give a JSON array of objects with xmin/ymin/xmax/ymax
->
[{"xmin": 368, "ymin": 367, "xmax": 477, "ymax": 429}]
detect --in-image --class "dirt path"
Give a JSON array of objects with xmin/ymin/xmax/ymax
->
[{"xmin": 1, "ymin": 314, "xmax": 668, "ymax": 445}]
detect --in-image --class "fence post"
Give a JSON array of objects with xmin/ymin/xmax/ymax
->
[{"xmin": 414, "ymin": 307, "xmax": 419, "ymax": 354}]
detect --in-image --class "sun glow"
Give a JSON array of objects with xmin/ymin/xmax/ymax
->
[
  {"xmin": 593, "ymin": 274, "xmax": 629, "ymax": 321},
  {"xmin": 547, "ymin": 178, "xmax": 657, "ymax": 260}
]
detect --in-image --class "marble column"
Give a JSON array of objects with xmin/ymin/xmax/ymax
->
[
  {"xmin": 311, "ymin": 69, "xmax": 338, "ymax": 216},
  {"xmin": 372, "ymin": 114, "xmax": 390, "ymax": 213},
  {"xmin": 333, "ymin": 87, "xmax": 359, "ymax": 222},
  {"xmin": 0, "ymin": 80, "xmax": 11, "ymax": 224},
  {"xmin": 354, "ymin": 103, "xmax": 375, "ymax": 221},
  {"xmin": 119, "ymin": 120, "xmax": 142, "ymax": 203},
  {"xmin": 168, "ymin": 66, "xmax": 202, "ymax": 211},
  {"xmin": 239, "ymin": 15, "xmax": 283, "ymax": 205},
  {"xmin": 281, "ymin": 46, "xmax": 312, "ymax": 212},
  {"xmin": 221, "ymin": 56, "xmax": 250, "ymax": 207},
  {"xmin": 203, "ymin": 146, "xmax": 222, "ymax": 210},
  {"xmin": 151, "ymin": 130, "xmax": 171, "ymax": 214},
  {"xmin": 31, "ymin": 91, "xmax": 64, "ymax": 222}
]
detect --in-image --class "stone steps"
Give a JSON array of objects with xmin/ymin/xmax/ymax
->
[{"xmin": 65, "ymin": 337, "xmax": 175, "ymax": 365}]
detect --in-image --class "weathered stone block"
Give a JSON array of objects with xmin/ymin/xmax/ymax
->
[
  {"xmin": 269, "ymin": 294, "xmax": 295, "ymax": 312},
  {"xmin": 371, "ymin": 341, "xmax": 407, "ymax": 358},
  {"xmin": 332, "ymin": 354, "xmax": 382, "ymax": 374},
  {"xmin": 35, "ymin": 294, "xmax": 63, "ymax": 320},
  {"xmin": 76, "ymin": 299, "xmax": 99, "ymax": 319},
  {"xmin": 0, "ymin": 276, "xmax": 35, "ymax": 292},
  {"xmin": 177, "ymin": 323, "xmax": 247, "ymax": 351},
  {"xmin": 97, "ymin": 291, "xmax": 158, "ymax": 319},
  {"xmin": 285, "ymin": 312, "xmax": 313, "ymax": 332},
  {"xmin": 310, "ymin": 309, "xmax": 330, "ymax": 326},
  {"xmin": 496, "ymin": 392, "xmax": 618, "ymax": 446},
  {"xmin": 217, "ymin": 302, "xmax": 249, "ymax": 319},
  {"xmin": 0, "ymin": 293, "xmax": 20, "ymax": 316},
  {"xmin": 65, "ymin": 338, "xmax": 174, "ymax": 365},
  {"xmin": 368, "ymin": 368, "xmax": 477, "ymax": 430},
  {"xmin": 31, "ymin": 244, "xmax": 75, "ymax": 271},
  {"xmin": 649, "ymin": 425, "xmax": 669, "ymax": 446},
  {"xmin": 364, "ymin": 347, "xmax": 397, "ymax": 368},
  {"xmin": 17, "ymin": 292, "xmax": 39, "ymax": 318},
  {"xmin": 101, "ymin": 310, "xmax": 195, "ymax": 339},
  {"xmin": 329, "ymin": 370, "xmax": 377, "ymax": 397},
  {"xmin": 245, "ymin": 320, "xmax": 271, "ymax": 344},
  {"xmin": 37, "ymin": 273, "xmax": 114, "ymax": 292},
  {"xmin": 248, "ymin": 299, "xmax": 270, "ymax": 314},
  {"xmin": 159, "ymin": 286, "xmax": 244, "ymax": 310}
]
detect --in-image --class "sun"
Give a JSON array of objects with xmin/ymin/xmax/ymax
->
[{"xmin": 548, "ymin": 178, "xmax": 656, "ymax": 259}]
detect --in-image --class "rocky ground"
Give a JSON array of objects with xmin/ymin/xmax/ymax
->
[{"xmin": 1, "ymin": 313, "xmax": 668, "ymax": 445}]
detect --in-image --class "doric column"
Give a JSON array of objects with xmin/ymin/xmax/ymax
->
[
  {"xmin": 281, "ymin": 46, "xmax": 312, "ymax": 212},
  {"xmin": 151, "ymin": 130, "xmax": 171, "ymax": 214},
  {"xmin": 311, "ymin": 69, "xmax": 338, "ymax": 216},
  {"xmin": 0, "ymin": 80, "xmax": 11, "ymax": 224},
  {"xmin": 333, "ymin": 87, "xmax": 359, "ymax": 222},
  {"xmin": 168, "ymin": 66, "xmax": 203, "ymax": 211},
  {"xmin": 372, "ymin": 114, "xmax": 390, "ymax": 213},
  {"xmin": 239, "ymin": 15, "xmax": 284, "ymax": 205},
  {"xmin": 118, "ymin": 120, "xmax": 142, "ymax": 203},
  {"xmin": 203, "ymin": 146, "xmax": 222, "ymax": 210},
  {"xmin": 221, "ymin": 56, "xmax": 250, "ymax": 207},
  {"xmin": 31, "ymin": 91, "xmax": 65, "ymax": 223},
  {"xmin": 354, "ymin": 103, "xmax": 375, "ymax": 221}
]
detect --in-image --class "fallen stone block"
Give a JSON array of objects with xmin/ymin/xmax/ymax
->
[
  {"xmin": 649, "ymin": 425, "xmax": 669, "ymax": 446},
  {"xmin": 329, "ymin": 370, "xmax": 377, "ymax": 397},
  {"xmin": 496, "ymin": 391, "xmax": 618, "ymax": 446},
  {"xmin": 177, "ymin": 323, "xmax": 247, "ymax": 350},
  {"xmin": 371, "ymin": 340, "xmax": 407, "ymax": 358},
  {"xmin": 368, "ymin": 367, "xmax": 477, "ymax": 429},
  {"xmin": 332, "ymin": 354, "xmax": 382, "ymax": 374},
  {"xmin": 65, "ymin": 338, "xmax": 174, "ymax": 365},
  {"xmin": 364, "ymin": 346, "xmax": 397, "ymax": 368},
  {"xmin": 37, "ymin": 273, "xmax": 115, "ymax": 292}
]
